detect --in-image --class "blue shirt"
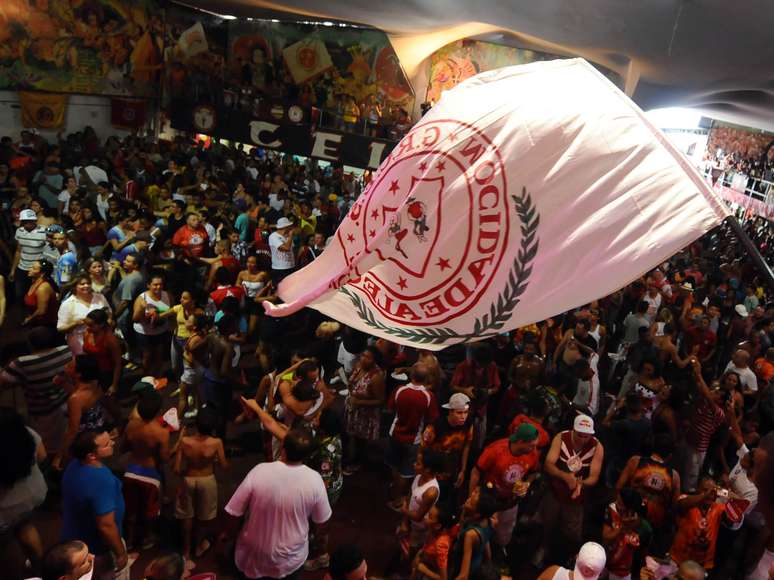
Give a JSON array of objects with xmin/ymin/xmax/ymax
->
[
  {"xmin": 234, "ymin": 212, "xmax": 250, "ymax": 241},
  {"xmin": 107, "ymin": 225, "xmax": 136, "ymax": 263},
  {"xmin": 61, "ymin": 460, "xmax": 125, "ymax": 554},
  {"xmin": 54, "ymin": 251, "xmax": 78, "ymax": 286}
]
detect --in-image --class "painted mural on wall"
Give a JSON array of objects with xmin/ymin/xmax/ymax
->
[
  {"xmin": 426, "ymin": 39, "xmax": 621, "ymax": 103},
  {"xmin": 225, "ymin": 20, "xmax": 414, "ymax": 115},
  {"xmin": 0, "ymin": 0, "xmax": 163, "ymax": 96},
  {"xmin": 163, "ymin": 5, "xmax": 228, "ymax": 107}
]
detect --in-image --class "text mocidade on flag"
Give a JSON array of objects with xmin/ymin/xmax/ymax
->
[{"xmin": 264, "ymin": 59, "xmax": 729, "ymax": 350}]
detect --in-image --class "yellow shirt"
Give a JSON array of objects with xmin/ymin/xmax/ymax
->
[{"xmin": 171, "ymin": 304, "xmax": 192, "ymax": 338}]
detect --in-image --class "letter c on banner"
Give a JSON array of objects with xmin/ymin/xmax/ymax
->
[{"xmin": 250, "ymin": 121, "xmax": 282, "ymax": 148}]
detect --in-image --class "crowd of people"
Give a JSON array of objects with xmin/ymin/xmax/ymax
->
[{"xmin": 1, "ymin": 126, "xmax": 774, "ymax": 580}]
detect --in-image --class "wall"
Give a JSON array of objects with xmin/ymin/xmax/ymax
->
[{"xmin": 0, "ymin": 91, "xmax": 130, "ymax": 142}]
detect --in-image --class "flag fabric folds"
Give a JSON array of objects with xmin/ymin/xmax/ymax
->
[
  {"xmin": 282, "ymin": 37, "xmax": 333, "ymax": 84},
  {"xmin": 19, "ymin": 92, "xmax": 67, "ymax": 129},
  {"xmin": 264, "ymin": 59, "xmax": 729, "ymax": 349}
]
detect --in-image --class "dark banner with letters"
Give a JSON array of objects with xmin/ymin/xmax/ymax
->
[{"xmin": 174, "ymin": 103, "xmax": 397, "ymax": 169}]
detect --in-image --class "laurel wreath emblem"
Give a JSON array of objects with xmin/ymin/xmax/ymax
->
[{"xmin": 338, "ymin": 186, "xmax": 540, "ymax": 345}]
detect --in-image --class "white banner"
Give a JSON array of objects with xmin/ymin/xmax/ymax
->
[{"xmin": 264, "ymin": 59, "xmax": 729, "ymax": 349}]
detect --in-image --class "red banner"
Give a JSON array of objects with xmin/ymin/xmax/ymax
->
[{"xmin": 111, "ymin": 98, "xmax": 148, "ymax": 129}]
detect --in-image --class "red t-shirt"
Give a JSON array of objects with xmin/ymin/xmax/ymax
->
[
  {"xmin": 388, "ymin": 383, "xmax": 439, "ymax": 445},
  {"xmin": 684, "ymin": 326, "xmax": 716, "ymax": 360},
  {"xmin": 450, "ymin": 360, "xmax": 500, "ymax": 416},
  {"xmin": 172, "ymin": 224, "xmax": 209, "ymax": 258},
  {"xmin": 508, "ymin": 415, "xmax": 550, "ymax": 450},
  {"xmin": 420, "ymin": 527, "xmax": 458, "ymax": 572},
  {"xmin": 210, "ymin": 285, "xmax": 245, "ymax": 307},
  {"xmin": 475, "ymin": 438, "xmax": 539, "ymax": 500}
]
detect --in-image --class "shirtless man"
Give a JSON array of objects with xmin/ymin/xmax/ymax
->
[
  {"xmin": 122, "ymin": 390, "xmax": 170, "ymax": 549},
  {"xmin": 174, "ymin": 407, "xmax": 227, "ymax": 566},
  {"xmin": 201, "ymin": 314, "xmax": 237, "ymax": 438}
]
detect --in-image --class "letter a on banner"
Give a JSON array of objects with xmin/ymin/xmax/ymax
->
[{"xmin": 264, "ymin": 59, "xmax": 729, "ymax": 350}]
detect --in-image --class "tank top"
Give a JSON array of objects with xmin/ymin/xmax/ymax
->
[
  {"xmin": 82, "ymin": 331, "xmax": 114, "ymax": 372},
  {"xmin": 241, "ymin": 278, "xmax": 264, "ymax": 298},
  {"xmin": 24, "ymin": 280, "xmax": 58, "ymax": 325},
  {"xmin": 550, "ymin": 430, "xmax": 599, "ymax": 503},
  {"xmin": 450, "ymin": 523, "xmax": 493, "ymax": 577},
  {"xmin": 133, "ymin": 291, "xmax": 171, "ymax": 336},
  {"xmin": 409, "ymin": 475, "xmax": 440, "ymax": 521},
  {"xmin": 631, "ymin": 455, "xmax": 674, "ymax": 529},
  {"xmin": 634, "ymin": 382, "xmax": 658, "ymax": 420},
  {"xmin": 550, "ymin": 567, "xmax": 572, "ymax": 580}
]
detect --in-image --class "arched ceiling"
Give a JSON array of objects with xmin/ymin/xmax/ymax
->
[{"xmin": 181, "ymin": 0, "xmax": 774, "ymax": 131}]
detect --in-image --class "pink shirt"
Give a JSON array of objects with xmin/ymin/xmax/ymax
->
[{"xmin": 225, "ymin": 461, "xmax": 331, "ymax": 578}]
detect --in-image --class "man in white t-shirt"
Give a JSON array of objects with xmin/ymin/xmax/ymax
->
[
  {"xmin": 58, "ymin": 175, "xmax": 77, "ymax": 216},
  {"xmin": 573, "ymin": 352, "xmax": 600, "ymax": 416},
  {"xmin": 643, "ymin": 284, "xmax": 662, "ymax": 323},
  {"xmin": 726, "ymin": 349, "xmax": 759, "ymax": 395},
  {"xmin": 221, "ymin": 428, "xmax": 331, "ymax": 579},
  {"xmin": 269, "ymin": 217, "xmax": 298, "ymax": 286}
]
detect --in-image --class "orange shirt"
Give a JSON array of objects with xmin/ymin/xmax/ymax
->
[
  {"xmin": 670, "ymin": 502, "xmax": 724, "ymax": 569},
  {"xmin": 754, "ymin": 357, "xmax": 774, "ymax": 384},
  {"xmin": 475, "ymin": 438, "xmax": 539, "ymax": 501}
]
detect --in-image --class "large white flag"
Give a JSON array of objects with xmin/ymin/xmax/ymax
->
[{"xmin": 264, "ymin": 59, "xmax": 729, "ymax": 349}]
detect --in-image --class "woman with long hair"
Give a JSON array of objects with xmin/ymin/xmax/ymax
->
[
  {"xmin": 0, "ymin": 408, "xmax": 48, "ymax": 579},
  {"xmin": 22, "ymin": 260, "xmax": 58, "ymax": 328},
  {"xmin": 82, "ymin": 257, "xmax": 109, "ymax": 296},
  {"xmin": 82, "ymin": 308, "xmax": 122, "ymax": 395},
  {"xmin": 78, "ymin": 205, "xmax": 107, "ymax": 256},
  {"xmin": 160, "ymin": 289, "xmax": 200, "ymax": 382},
  {"xmin": 344, "ymin": 346, "xmax": 386, "ymax": 473},
  {"xmin": 57, "ymin": 273, "xmax": 111, "ymax": 355},
  {"xmin": 179, "ymin": 313, "xmax": 210, "ymax": 418},
  {"xmin": 53, "ymin": 354, "xmax": 113, "ymax": 470},
  {"xmin": 132, "ymin": 271, "xmax": 172, "ymax": 375},
  {"xmin": 236, "ymin": 254, "xmax": 273, "ymax": 339}
]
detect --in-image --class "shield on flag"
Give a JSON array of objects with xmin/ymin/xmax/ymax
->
[{"xmin": 265, "ymin": 59, "xmax": 729, "ymax": 349}]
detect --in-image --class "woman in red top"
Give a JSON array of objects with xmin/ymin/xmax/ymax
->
[
  {"xmin": 78, "ymin": 206, "xmax": 107, "ymax": 256},
  {"xmin": 22, "ymin": 260, "xmax": 58, "ymax": 328},
  {"xmin": 82, "ymin": 308, "xmax": 122, "ymax": 395},
  {"xmin": 201, "ymin": 239, "xmax": 240, "ymax": 290}
]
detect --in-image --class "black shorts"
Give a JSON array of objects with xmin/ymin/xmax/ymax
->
[
  {"xmin": 136, "ymin": 332, "xmax": 171, "ymax": 349},
  {"xmin": 385, "ymin": 438, "xmax": 418, "ymax": 479}
]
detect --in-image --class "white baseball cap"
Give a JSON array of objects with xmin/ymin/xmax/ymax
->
[
  {"xmin": 573, "ymin": 541, "xmax": 606, "ymax": 580},
  {"xmin": 442, "ymin": 393, "xmax": 470, "ymax": 410},
  {"xmin": 275, "ymin": 217, "xmax": 293, "ymax": 229},
  {"xmin": 735, "ymin": 304, "xmax": 749, "ymax": 318},
  {"xmin": 19, "ymin": 209, "xmax": 37, "ymax": 221},
  {"xmin": 573, "ymin": 414, "xmax": 595, "ymax": 435}
]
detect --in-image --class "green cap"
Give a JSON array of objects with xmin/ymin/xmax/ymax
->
[{"xmin": 509, "ymin": 422, "xmax": 539, "ymax": 443}]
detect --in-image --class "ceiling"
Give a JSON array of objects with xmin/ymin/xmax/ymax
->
[{"xmin": 181, "ymin": 0, "xmax": 774, "ymax": 131}]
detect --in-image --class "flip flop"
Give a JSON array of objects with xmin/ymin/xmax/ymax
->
[{"xmin": 194, "ymin": 538, "xmax": 211, "ymax": 559}]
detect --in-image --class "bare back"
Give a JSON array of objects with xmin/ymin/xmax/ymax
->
[
  {"xmin": 179, "ymin": 435, "xmax": 225, "ymax": 477},
  {"xmin": 125, "ymin": 417, "xmax": 170, "ymax": 469}
]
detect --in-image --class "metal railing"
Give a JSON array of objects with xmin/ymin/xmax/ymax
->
[{"xmin": 702, "ymin": 166, "xmax": 774, "ymax": 204}]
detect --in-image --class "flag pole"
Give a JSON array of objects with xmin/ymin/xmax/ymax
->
[{"xmin": 724, "ymin": 216, "xmax": 774, "ymax": 291}]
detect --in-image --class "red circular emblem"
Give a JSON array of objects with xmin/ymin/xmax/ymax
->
[{"xmin": 337, "ymin": 119, "xmax": 511, "ymax": 326}]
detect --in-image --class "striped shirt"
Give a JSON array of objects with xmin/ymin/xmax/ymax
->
[
  {"xmin": 1, "ymin": 346, "xmax": 71, "ymax": 416},
  {"xmin": 689, "ymin": 398, "xmax": 725, "ymax": 452},
  {"xmin": 14, "ymin": 226, "xmax": 48, "ymax": 271}
]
